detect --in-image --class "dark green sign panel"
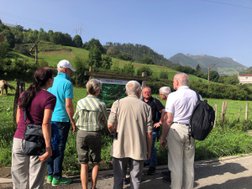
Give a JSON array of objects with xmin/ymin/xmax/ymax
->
[{"xmin": 98, "ymin": 78, "xmax": 128, "ymax": 108}]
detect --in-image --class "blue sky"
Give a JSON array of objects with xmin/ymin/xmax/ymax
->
[{"xmin": 1, "ymin": 0, "xmax": 252, "ymax": 67}]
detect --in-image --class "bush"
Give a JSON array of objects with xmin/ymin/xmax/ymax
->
[{"xmin": 159, "ymin": 71, "xmax": 168, "ymax": 79}]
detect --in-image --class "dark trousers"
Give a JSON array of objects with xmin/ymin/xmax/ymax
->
[{"xmin": 47, "ymin": 121, "xmax": 70, "ymax": 178}]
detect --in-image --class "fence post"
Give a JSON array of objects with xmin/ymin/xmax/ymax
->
[
  {"xmin": 245, "ymin": 101, "xmax": 248, "ymax": 121},
  {"xmin": 221, "ymin": 101, "xmax": 228, "ymax": 125},
  {"xmin": 13, "ymin": 80, "xmax": 25, "ymax": 127},
  {"xmin": 214, "ymin": 104, "xmax": 217, "ymax": 126}
]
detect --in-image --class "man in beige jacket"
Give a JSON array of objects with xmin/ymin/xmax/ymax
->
[{"xmin": 108, "ymin": 80, "xmax": 153, "ymax": 189}]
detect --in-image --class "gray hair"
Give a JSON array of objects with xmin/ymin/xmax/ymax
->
[
  {"xmin": 86, "ymin": 79, "xmax": 102, "ymax": 95},
  {"xmin": 125, "ymin": 80, "xmax": 141, "ymax": 96},
  {"xmin": 174, "ymin": 73, "xmax": 189, "ymax": 86},
  {"xmin": 159, "ymin": 86, "xmax": 171, "ymax": 97}
]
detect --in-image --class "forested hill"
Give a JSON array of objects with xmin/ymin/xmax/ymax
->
[{"xmin": 104, "ymin": 42, "xmax": 174, "ymax": 67}]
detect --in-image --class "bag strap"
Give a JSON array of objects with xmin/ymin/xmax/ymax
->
[
  {"xmin": 23, "ymin": 109, "xmax": 27, "ymax": 122},
  {"xmin": 195, "ymin": 91, "xmax": 200, "ymax": 101},
  {"xmin": 23, "ymin": 108, "xmax": 34, "ymax": 124}
]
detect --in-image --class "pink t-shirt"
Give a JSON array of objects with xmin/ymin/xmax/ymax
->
[{"xmin": 14, "ymin": 90, "xmax": 56, "ymax": 139}]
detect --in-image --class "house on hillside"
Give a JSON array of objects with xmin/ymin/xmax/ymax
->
[{"xmin": 238, "ymin": 74, "xmax": 252, "ymax": 84}]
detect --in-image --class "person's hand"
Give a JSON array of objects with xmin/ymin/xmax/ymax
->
[
  {"xmin": 39, "ymin": 147, "xmax": 52, "ymax": 162},
  {"xmin": 71, "ymin": 121, "xmax": 76, "ymax": 133},
  {"xmin": 147, "ymin": 151, "xmax": 151, "ymax": 160},
  {"xmin": 160, "ymin": 137, "xmax": 167, "ymax": 148},
  {"xmin": 154, "ymin": 122, "xmax": 162, "ymax": 128}
]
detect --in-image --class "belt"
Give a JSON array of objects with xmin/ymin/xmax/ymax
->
[{"xmin": 172, "ymin": 122, "xmax": 190, "ymax": 126}]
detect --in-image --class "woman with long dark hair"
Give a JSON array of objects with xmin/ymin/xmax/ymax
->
[{"xmin": 12, "ymin": 67, "xmax": 56, "ymax": 189}]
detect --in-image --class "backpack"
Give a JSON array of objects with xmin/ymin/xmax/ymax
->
[{"xmin": 190, "ymin": 92, "xmax": 215, "ymax": 140}]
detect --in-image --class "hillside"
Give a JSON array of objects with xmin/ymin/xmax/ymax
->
[
  {"xmin": 37, "ymin": 42, "xmax": 179, "ymax": 79},
  {"xmin": 104, "ymin": 42, "xmax": 175, "ymax": 67},
  {"xmin": 169, "ymin": 53, "xmax": 247, "ymax": 75}
]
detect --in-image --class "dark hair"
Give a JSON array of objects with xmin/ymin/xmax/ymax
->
[{"xmin": 19, "ymin": 67, "xmax": 53, "ymax": 109}]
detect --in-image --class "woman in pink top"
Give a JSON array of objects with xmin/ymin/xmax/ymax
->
[{"xmin": 11, "ymin": 67, "xmax": 56, "ymax": 189}]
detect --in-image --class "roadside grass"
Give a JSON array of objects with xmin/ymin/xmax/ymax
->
[
  {"xmin": 0, "ymin": 94, "xmax": 15, "ymax": 166},
  {"xmin": 1, "ymin": 86, "xmax": 252, "ymax": 175}
]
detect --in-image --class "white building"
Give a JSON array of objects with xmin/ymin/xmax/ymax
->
[{"xmin": 238, "ymin": 74, "xmax": 252, "ymax": 84}]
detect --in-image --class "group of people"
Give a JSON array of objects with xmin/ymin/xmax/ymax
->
[{"xmin": 11, "ymin": 59, "xmax": 199, "ymax": 189}]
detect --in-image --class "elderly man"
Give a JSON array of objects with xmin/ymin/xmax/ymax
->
[
  {"xmin": 142, "ymin": 86, "xmax": 164, "ymax": 175},
  {"xmin": 159, "ymin": 86, "xmax": 171, "ymax": 100},
  {"xmin": 160, "ymin": 73, "xmax": 198, "ymax": 189},
  {"xmin": 108, "ymin": 80, "xmax": 153, "ymax": 189},
  {"xmin": 47, "ymin": 59, "xmax": 76, "ymax": 186}
]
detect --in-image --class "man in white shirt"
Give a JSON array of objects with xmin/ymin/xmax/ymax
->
[{"xmin": 160, "ymin": 73, "xmax": 198, "ymax": 189}]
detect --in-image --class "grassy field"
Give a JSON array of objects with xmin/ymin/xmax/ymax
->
[{"xmin": 207, "ymin": 98, "xmax": 252, "ymax": 122}]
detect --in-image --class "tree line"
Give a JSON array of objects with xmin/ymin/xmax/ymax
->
[{"xmin": 1, "ymin": 19, "xmax": 252, "ymax": 100}]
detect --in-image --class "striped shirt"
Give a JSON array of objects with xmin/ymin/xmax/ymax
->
[{"xmin": 74, "ymin": 95, "xmax": 107, "ymax": 131}]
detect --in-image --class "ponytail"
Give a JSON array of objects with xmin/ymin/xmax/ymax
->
[{"xmin": 19, "ymin": 67, "xmax": 53, "ymax": 109}]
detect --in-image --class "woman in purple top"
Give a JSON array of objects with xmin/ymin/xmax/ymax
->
[{"xmin": 11, "ymin": 67, "xmax": 56, "ymax": 189}]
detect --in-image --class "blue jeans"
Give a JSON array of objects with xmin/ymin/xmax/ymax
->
[
  {"xmin": 47, "ymin": 122, "xmax": 70, "ymax": 178},
  {"xmin": 150, "ymin": 131, "xmax": 159, "ymax": 167}
]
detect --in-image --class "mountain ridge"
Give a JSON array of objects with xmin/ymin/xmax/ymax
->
[{"xmin": 169, "ymin": 53, "xmax": 247, "ymax": 75}]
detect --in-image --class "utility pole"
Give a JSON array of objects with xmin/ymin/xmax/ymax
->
[
  {"xmin": 30, "ymin": 41, "xmax": 40, "ymax": 64},
  {"xmin": 208, "ymin": 63, "xmax": 218, "ymax": 83}
]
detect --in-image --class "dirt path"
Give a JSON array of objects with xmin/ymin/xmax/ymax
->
[{"xmin": 1, "ymin": 154, "xmax": 252, "ymax": 189}]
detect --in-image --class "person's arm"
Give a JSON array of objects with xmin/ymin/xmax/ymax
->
[
  {"xmin": 39, "ymin": 108, "xmax": 53, "ymax": 162},
  {"xmin": 153, "ymin": 99, "xmax": 165, "ymax": 128},
  {"xmin": 154, "ymin": 108, "xmax": 165, "ymax": 128},
  {"xmin": 146, "ymin": 130, "xmax": 152, "ymax": 160},
  {"xmin": 107, "ymin": 100, "xmax": 118, "ymax": 133},
  {"xmin": 16, "ymin": 107, "xmax": 21, "ymax": 124},
  {"xmin": 107, "ymin": 123, "xmax": 116, "ymax": 133},
  {"xmin": 160, "ymin": 112, "xmax": 173, "ymax": 148},
  {"xmin": 66, "ymin": 98, "xmax": 76, "ymax": 132}
]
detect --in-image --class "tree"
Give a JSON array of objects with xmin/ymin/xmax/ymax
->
[
  {"xmin": 88, "ymin": 46, "xmax": 102, "ymax": 69},
  {"xmin": 159, "ymin": 71, "xmax": 168, "ymax": 79},
  {"xmin": 101, "ymin": 55, "xmax": 112, "ymax": 69},
  {"xmin": 85, "ymin": 38, "xmax": 105, "ymax": 53},
  {"xmin": 73, "ymin": 35, "xmax": 83, "ymax": 48},
  {"xmin": 49, "ymin": 32, "xmax": 73, "ymax": 46},
  {"xmin": 0, "ymin": 41, "xmax": 9, "ymax": 58},
  {"xmin": 121, "ymin": 63, "xmax": 135, "ymax": 76},
  {"xmin": 1, "ymin": 30, "xmax": 15, "ymax": 48},
  {"xmin": 140, "ymin": 56, "xmax": 154, "ymax": 64},
  {"xmin": 39, "ymin": 28, "xmax": 49, "ymax": 41},
  {"xmin": 137, "ymin": 66, "xmax": 153, "ymax": 77},
  {"xmin": 209, "ymin": 70, "xmax": 220, "ymax": 82},
  {"xmin": 12, "ymin": 26, "xmax": 24, "ymax": 44}
]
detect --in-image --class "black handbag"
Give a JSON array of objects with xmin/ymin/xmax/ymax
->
[{"xmin": 22, "ymin": 110, "xmax": 45, "ymax": 156}]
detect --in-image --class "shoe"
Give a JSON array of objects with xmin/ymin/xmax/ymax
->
[
  {"xmin": 47, "ymin": 175, "xmax": 53, "ymax": 184},
  {"xmin": 52, "ymin": 177, "xmax": 72, "ymax": 186},
  {"xmin": 147, "ymin": 167, "xmax": 156, "ymax": 175},
  {"xmin": 161, "ymin": 170, "xmax": 170, "ymax": 176},
  {"xmin": 162, "ymin": 175, "xmax": 171, "ymax": 183},
  {"xmin": 124, "ymin": 177, "xmax": 130, "ymax": 185}
]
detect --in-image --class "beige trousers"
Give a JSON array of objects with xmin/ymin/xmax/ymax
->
[
  {"xmin": 167, "ymin": 123, "xmax": 195, "ymax": 189},
  {"xmin": 11, "ymin": 138, "xmax": 46, "ymax": 189}
]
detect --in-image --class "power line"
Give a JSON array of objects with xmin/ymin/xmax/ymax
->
[{"xmin": 200, "ymin": 0, "xmax": 252, "ymax": 10}]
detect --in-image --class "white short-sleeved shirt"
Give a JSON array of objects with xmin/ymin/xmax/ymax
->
[{"xmin": 165, "ymin": 86, "xmax": 198, "ymax": 124}]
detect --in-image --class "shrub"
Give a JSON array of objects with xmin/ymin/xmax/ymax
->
[{"xmin": 159, "ymin": 71, "xmax": 168, "ymax": 79}]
